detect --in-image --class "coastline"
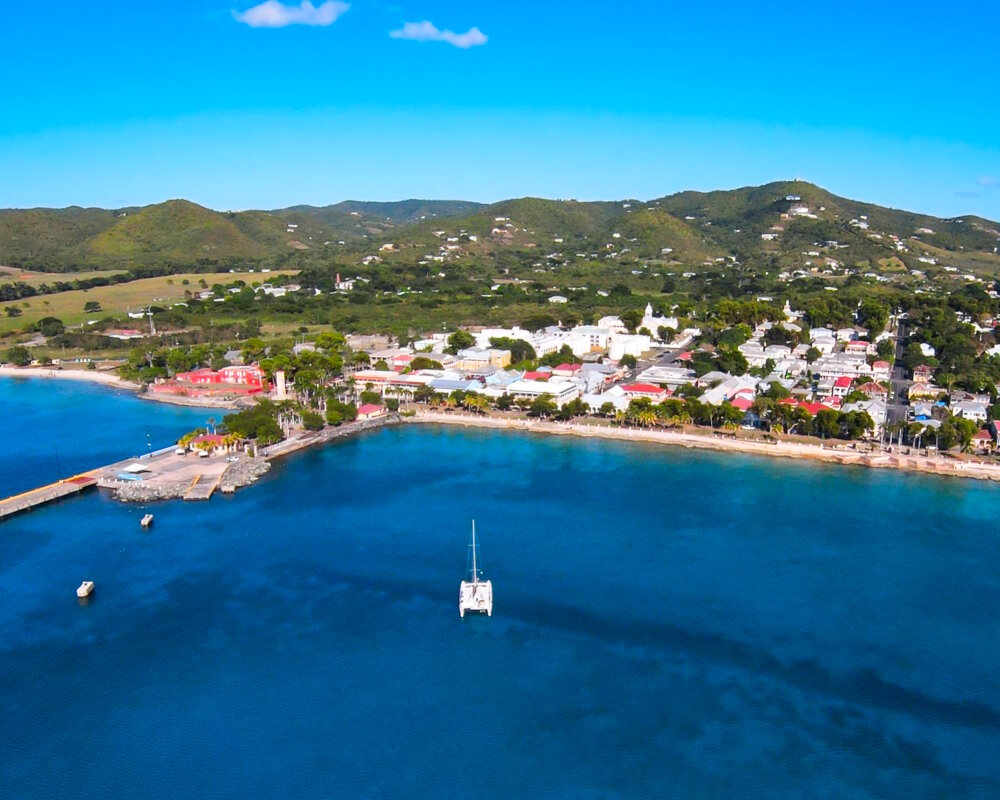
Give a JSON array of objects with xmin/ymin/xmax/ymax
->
[
  {"xmin": 0, "ymin": 364, "xmax": 140, "ymax": 390},
  {"xmin": 405, "ymin": 410, "xmax": 1000, "ymax": 484},
  {"xmin": 136, "ymin": 392, "xmax": 245, "ymax": 410},
  {"xmin": 0, "ymin": 365, "xmax": 242, "ymax": 409}
]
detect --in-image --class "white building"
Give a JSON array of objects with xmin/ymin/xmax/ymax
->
[{"xmin": 505, "ymin": 379, "xmax": 580, "ymax": 405}]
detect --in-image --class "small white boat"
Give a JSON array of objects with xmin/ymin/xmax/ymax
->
[
  {"xmin": 140, "ymin": 513, "xmax": 154, "ymax": 528},
  {"xmin": 76, "ymin": 581, "xmax": 94, "ymax": 598},
  {"xmin": 459, "ymin": 520, "xmax": 493, "ymax": 618}
]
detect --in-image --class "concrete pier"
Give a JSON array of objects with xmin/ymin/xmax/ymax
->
[
  {"xmin": 0, "ymin": 414, "xmax": 397, "ymax": 519},
  {"xmin": 0, "ymin": 475, "xmax": 99, "ymax": 520}
]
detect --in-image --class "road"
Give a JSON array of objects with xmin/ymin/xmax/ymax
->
[{"xmin": 886, "ymin": 319, "xmax": 910, "ymax": 426}]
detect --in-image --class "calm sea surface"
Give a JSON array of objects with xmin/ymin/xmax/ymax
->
[{"xmin": 2, "ymin": 378, "xmax": 999, "ymax": 799}]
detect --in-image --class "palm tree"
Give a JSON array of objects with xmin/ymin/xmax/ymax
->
[{"xmin": 636, "ymin": 408, "xmax": 657, "ymax": 428}]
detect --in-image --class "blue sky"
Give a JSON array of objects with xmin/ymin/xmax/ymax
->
[{"xmin": 3, "ymin": 1, "xmax": 999, "ymax": 218}]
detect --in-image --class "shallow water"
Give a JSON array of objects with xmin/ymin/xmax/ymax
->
[{"xmin": 2, "ymin": 383, "xmax": 999, "ymax": 798}]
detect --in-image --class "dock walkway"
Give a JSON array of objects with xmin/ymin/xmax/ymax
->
[{"xmin": 0, "ymin": 475, "xmax": 98, "ymax": 520}]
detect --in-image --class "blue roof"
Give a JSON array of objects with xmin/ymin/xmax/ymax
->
[{"xmin": 429, "ymin": 379, "xmax": 479, "ymax": 392}]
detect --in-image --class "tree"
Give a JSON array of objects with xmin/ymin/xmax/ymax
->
[
  {"xmin": 84, "ymin": 301, "xmax": 102, "ymax": 313},
  {"xmin": 36, "ymin": 317, "xmax": 65, "ymax": 337},
  {"xmin": 413, "ymin": 384, "xmax": 437, "ymax": 403},
  {"xmin": 619, "ymin": 354, "xmax": 637, "ymax": 369},
  {"xmin": 805, "ymin": 346, "xmax": 822, "ymax": 364},
  {"xmin": 410, "ymin": 356, "xmax": 443, "ymax": 371},
  {"xmin": 528, "ymin": 394, "xmax": 557, "ymax": 418},
  {"xmin": 4, "ymin": 345, "xmax": 31, "ymax": 366},
  {"xmin": 620, "ymin": 308, "xmax": 643, "ymax": 333},
  {"xmin": 301, "ymin": 409, "xmax": 325, "ymax": 431},
  {"xmin": 242, "ymin": 337, "xmax": 267, "ymax": 362},
  {"xmin": 489, "ymin": 337, "xmax": 536, "ymax": 364},
  {"xmin": 4, "ymin": 306, "xmax": 22, "ymax": 317},
  {"xmin": 447, "ymin": 330, "xmax": 475, "ymax": 352},
  {"xmin": 876, "ymin": 339, "xmax": 895, "ymax": 360},
  {"xmin": 314, "ymin": 331, "xmax": 346, "ymax": 352}
]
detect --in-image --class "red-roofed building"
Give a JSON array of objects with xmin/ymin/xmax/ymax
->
[
  {"xmin": 357, "ymin": 403, "xmax": 387, "ymax": 420},
  {"xmin": 832, "ymin": 376, "xmax": 853, "ymax": 397},
  {"xmin": 871, "ymin": 360, "xmax": 892, "ymax": 380},
  {"xmin": 621, "ymin": 383, "xmax": 667, "ymax": 399},
  {"xmin": 820, "ymin": 395, "xmax": 842, "ymax": 408},
  {"xmin": 551, "ymin": 363, "xmax": 582, "ymax": 377},
  {"xmin": 151, "ymin": 364, "xmax": 268, "ymax": 398},
  {"xmin": 175, "ymin": 365, "xmax": 266, "ymax": 390},
  {"xmin": 675, "ymin": 351, "xmax": 693, "ymax": 362},
  {"xmin": 858, "ymin": 381, "xmax": 888, "ymax": 399},
  {"xmin": 191, "ymin": 434, "xmax": 226, "ymax": 446},
  {"xmin": 973, "ymin": 429, "xmax": 995, "ymax": 453},
  {"xmin": 188, "ymin": 433, "xmax": 228, "ymax": 454},
  {"xmin": 522, "ymin": 371, "xmax": 549, "ymax": 381},
  {"xmin": 730, "ymin": 396, "xmax": 754, "ymax": 412}
]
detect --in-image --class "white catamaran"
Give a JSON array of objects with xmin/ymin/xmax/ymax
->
[{"xmin": 459, "ymin": 520, "xmax": 493, "ymax": 618}]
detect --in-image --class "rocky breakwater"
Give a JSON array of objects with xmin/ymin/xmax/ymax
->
[
  {"xmin": 219, "ymin": 457, "xmax": 271, "ymax": 491},
  {"xmin": 112, "ymin": 456, "xmax": 271, "ymax": 503}
]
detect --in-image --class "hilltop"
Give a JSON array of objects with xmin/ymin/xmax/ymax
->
[{"xmin": 0, "ymin": 183, "xmax": 997, "ymax": 277}]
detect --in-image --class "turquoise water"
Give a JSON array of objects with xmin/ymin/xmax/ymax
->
[{"xmin": 2, "ymin": 382, "xmax": 1000, "ymax": 798}]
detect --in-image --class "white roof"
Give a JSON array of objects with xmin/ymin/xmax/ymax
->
[{"xmin": 121, "ymin": 462, "xmax": 151, "ymax": 473}]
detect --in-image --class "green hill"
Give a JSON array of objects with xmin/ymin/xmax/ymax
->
[
  {"xmin": 0, "ymin": 207, "xmax": 118, "ymax": 270},
  {"xmin": 0, "ymin": 185, "xmax": 997, "ymax": 276},
  {"xmin": 80, "ymin": 200, "xmax": 284, "ymax": 268}
]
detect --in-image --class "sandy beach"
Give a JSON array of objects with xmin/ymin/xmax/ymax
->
[
  {"xmin": 406, "ymin": 409, "xmax": 1000, "ymax": 483},
  {"xmin": 0, "ymin": 365, "xmax": 245, "ymax": 409},
  {"xmin": 0, "ymin": 364, "xmax": 140, "ymax": 390}
]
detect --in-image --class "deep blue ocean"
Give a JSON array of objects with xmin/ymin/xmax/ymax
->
[{"xmin": 2, "ymin": 378, "xmax": 999, "ymax": 799}]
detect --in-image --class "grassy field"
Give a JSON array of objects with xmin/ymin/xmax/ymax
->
[
  {"xmin": 0, "ymin": 271, "xmax": 298, "ymax": 335},
  {"xmin": 0, "ymin": 266, "xmax": 127, "ymax": 287}
]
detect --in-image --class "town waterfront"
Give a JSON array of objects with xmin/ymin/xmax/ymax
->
[
  {"xmin": 2, "ymin": 384, "xmax": 1000, "ymax": 798},
  {"xmin": 0, "ymin": 377, "xmax": 218, "ymax": 497}
]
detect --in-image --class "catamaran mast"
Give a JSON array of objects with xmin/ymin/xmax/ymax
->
[{"xmin": 471, "ymin": 519, "xmax": 477, "ymax": 583}]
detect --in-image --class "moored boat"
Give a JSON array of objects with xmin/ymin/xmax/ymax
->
[
  {"xmin": 459, "ymin": 520, "xmax": 493, "ymax": 618},
  {"xmin": 140, "ymin": 513, "xmax": 154, "ymax": 528},
  {"xmin": 76, "ymin": 581, "xmax": 94, "ymax": 598}
]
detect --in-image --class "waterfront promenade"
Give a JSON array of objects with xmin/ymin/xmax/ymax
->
[{"xmin": 405, "ymin": 409, "xmax": 1000, "ymax": 482}]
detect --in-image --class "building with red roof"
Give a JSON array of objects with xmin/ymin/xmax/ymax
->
[
  {"xmin": 858, "ymin": 381, "xmax": 888, "ymax": 399},
  {"xmin": 151, "ymin": 364, "xmax": 268, "ymax": 398},
  {"xmin": 357, "ymin": 403, "xmax": 387, "ymax": 420},
  {"xmin": 832, "ymin": 376, "xmax": 853, "ymax": 397},
  {"xmin": 871, "ymin": 360, "xmax": 892, "ymax": 379},
  {"xmin": 621, "ymin": 383, "xmax": 667, "ymax": 399}
]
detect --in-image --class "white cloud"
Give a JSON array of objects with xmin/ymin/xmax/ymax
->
[
  {"xmin": 389, "ymin": 20, "xmax": 488, "ymax": 48},
  {"xmin": 233, "ymin": 1, "xmax": 349, "ymax": 28},
  {"xmin": 978, "ymin": 176, "xmax": 997, "ymax": 188}
]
